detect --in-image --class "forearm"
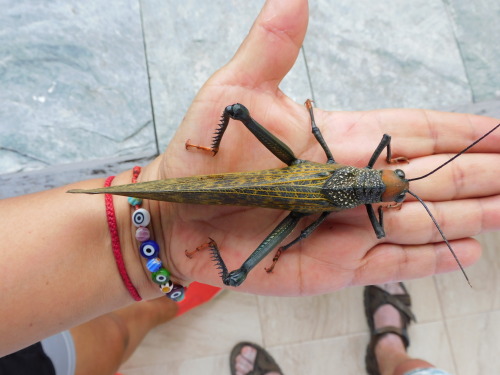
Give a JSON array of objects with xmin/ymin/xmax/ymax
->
[{"xmin": 0, "ymin": 171, "xmax": 161, "ymax": 355}]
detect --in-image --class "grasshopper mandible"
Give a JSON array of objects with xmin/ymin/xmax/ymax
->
[{"xmin": 70, "ymin": 100, "xmax": 499, "ymax": 287}]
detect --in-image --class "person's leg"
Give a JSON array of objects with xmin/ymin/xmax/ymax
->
[
  {"xmin": 370, "ymin": 283, "xmax": 434, "ymax": 375},
  {"xmin": 71, "ymin": 297, "xmax": 178, "ymax": 375},
  {"xmin": 366, "ymin": 283, "xmax": 442, "ymax": 375}
]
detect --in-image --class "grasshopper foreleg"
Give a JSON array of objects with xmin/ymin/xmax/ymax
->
[
  {"xmin": 367, "ymin": 134, "xmax": 409, "ymax": 168},
  {"xmin": 266, "ymin": 211, "xmax": 331, "ymax": 273},
  {"xmin": 305, "ymin": 99, "xmax": 335, "ymax": 164},
  {"xmin": 366, "ymin": 204, "xmax": 385, "ymax": 239}
]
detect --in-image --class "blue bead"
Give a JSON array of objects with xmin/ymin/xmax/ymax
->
[
  {"xmin": 146, "ymin": 257, "xmax": 162, "ymax": 272},
  {"xmin": 166, "ymin": 285, "xmax": 185, "ymax": 302},
  {"xmin": 139, "ymin": 240, "xmax": 159, "ymax": 259},
  {"xmin": 128, "ymin": 197, "xmax": 143, "ymax": 206}
]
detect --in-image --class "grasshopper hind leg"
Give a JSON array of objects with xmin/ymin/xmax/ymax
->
[
  {"xmin": 198, "ymin": 212, "xmax": 304, "ymax": 287},
  {"xmin": 188, "ymin": 103, "xmax": 298, "ymax": 166}
]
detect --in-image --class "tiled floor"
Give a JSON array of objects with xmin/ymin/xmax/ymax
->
[
  {"xmin": 1, "ymin": 1, "xmax": 500, "ymax": 374},
  {"xmin": 119, "ymin": 232, "xmax": 500, "ymax": 375}
]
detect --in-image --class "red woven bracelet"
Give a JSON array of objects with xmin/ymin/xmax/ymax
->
[{"xmin": 104, "ymin": 176, "xmax": 142, "ymax": 301}]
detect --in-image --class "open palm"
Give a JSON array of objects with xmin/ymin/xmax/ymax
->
[{"xmin": 147, "ymin": 0, "xmax": 500, "ymax": 295}]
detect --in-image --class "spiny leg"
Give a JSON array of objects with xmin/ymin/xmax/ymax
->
[
  {"xmin": 207, "ymin": 212, "xmax": 305, "ymax": 287},
  {"xmin": 187, "ymin": 104, "xmax": 298, "ymax": 166},
  {"xmin": 265, "ymin": 211, "xmax": 331, "ymax": 273}
]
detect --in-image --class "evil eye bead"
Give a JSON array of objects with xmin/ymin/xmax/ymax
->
[
  {"xmin": 135, "ymin": 227, "xmax": 150, "ymax": 242},
  {"xmin": 146, "ymin": 257, "xmax": 162, "ymax": 272},
  {"xmin": 139, "ymin": 240, "xmax": 159, "ymax": 259},
  {"xmin": 160, "ymin": 280, "xmax": 174, "ymax": 293},
  {"xmin": 152, "ymin": 268, "xmax": 171, "ymax": 285},
  {"xmin": 132, "ymin": 208, "xmax": 150, "ymax": 227},
  {"xmin": 166, "ymin": 285, "xmax": 185, "ymax": 302},
  {"xmin": 128, "ymin": 196, "xmax": 143, "ymax": 206}
]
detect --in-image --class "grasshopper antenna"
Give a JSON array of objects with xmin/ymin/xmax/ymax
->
[
  {"xmin": 408, "ymin": 123, "xmax": 500, "ymax": 182},
  {"xmin": 407, "ymin": 190, "xmax": 472, "ymax": 287}
]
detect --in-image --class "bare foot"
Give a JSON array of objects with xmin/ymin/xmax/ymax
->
[
  {"xmin": 373, "ymin": 283, "xmax": 408, "ymax": 355},
  {"xmin": 233, "ymin": 345, "xmax": 281, "ymax": 375},
  {"xmin": 371, "ymin": 283, "xmax": 435, "ymax": 375}
]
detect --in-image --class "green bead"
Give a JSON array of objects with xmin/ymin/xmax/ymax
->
[{"xmin": 152, "ymin": 268, "xmax": 171, "ymax": 285}]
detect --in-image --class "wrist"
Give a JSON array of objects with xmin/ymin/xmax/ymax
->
[
  {"xmin": 108, "ymin": 171, "xmax": 161, "ymax": 299},
  {"xmin": 113, "ymin": 167, "xmax": 187, "ymax": 301}
]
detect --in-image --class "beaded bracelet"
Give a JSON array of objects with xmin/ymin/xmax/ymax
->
[{"xmin": 129, "ymin": 166, "xmax": 185, "ymax": 302}]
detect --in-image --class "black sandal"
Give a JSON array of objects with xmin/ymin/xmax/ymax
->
[
  {"xmin": 230, "ymin": 342, "xmax": 283, "ymax": 375},
  {"xmin": 364, "ymin": 283, "xmax": 416, "ymax": 375}
]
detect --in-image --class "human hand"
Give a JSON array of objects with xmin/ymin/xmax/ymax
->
[{"xmin": 143, "ymin": 0, "xmax": 500, "ymax": 295}]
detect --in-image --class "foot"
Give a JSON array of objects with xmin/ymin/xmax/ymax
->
[
  {"xmin": 364, "ymin": 282, "xmax": 416, "ymax": 375},
  {"xmin": 230, "ymin": 342, "xmax": 283, "ymax": 375},
  {"xmin": 372, "ymin": 283, "xmax": 410, "ymax": 367}
]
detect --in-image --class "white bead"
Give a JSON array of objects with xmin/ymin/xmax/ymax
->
[
  {"xmin": 132, "ymin": 208, "xmax": 150, "ymax": 227},
  {"xmin": 160, "ymin": 280, "xmax": 174, "ymax": 293}
]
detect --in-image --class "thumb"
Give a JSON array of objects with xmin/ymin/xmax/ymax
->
[{"xmin": 223, "ymin": 0, "xmax": 308, "ymax": 91}]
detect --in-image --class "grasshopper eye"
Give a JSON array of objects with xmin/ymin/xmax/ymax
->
[
  {"xmin": 395, "ymin": 169, "xmax": 405, "ymax": 179},
  {"xmin": 394, "ymin": 192, "xmax": 406, "ymax": 203}
]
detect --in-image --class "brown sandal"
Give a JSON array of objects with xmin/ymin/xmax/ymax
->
[
  {"xmin": 364, "ymin": 283, "xmax": 416, "ymax": 375},
  {"xmin": 230, "ymin": 342, "xmax": 283, "ymax": 375}
]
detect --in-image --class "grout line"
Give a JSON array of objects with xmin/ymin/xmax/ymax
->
[
  {"xmin": 301, "ymin": 45, "xmax": 316, "ymax": 104},
  {"xmin": 440, "ymin": 0, "xmax": 475, "ymax": 103},
  {"xmin": 137, "ymin": 0, "xmax": 161, "ymax": 156},
  {"xmin": 255, "ymin": 295, "xmax": 268, "ymax": 347},
  {"xmin": 432, "ymin": 275, "xmax": 460, "ymax": 375}
]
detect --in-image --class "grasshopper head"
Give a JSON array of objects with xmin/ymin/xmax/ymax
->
[{"xmin": 380, "ymin": 169, "xmax": 409, "ymax": 203}]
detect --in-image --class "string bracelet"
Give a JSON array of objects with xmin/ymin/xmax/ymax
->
[
  {"xmin": 104, "ymin": 176, "xmax": 142, "ymax": 301},
  {"xmin": 128, "ymin": 166, "xmax": 186, "ymax": 301}
]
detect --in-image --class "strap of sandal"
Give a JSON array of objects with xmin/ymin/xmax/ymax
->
[
  {"xmin": 372, "ymin": 285, "xmax": 416, "ymax": 323},
  {"xmin": 372, "ymin": 325, "xmax": 410, "ymax": 348}
]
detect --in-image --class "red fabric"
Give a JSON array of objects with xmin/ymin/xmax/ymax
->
[
  {"xmin": 176, "ymin": 282, "xmax": 221, "ymax": 316},
  {"xmin": 104, "ymin": 176, "xmax": 142, "ymax": 301}
]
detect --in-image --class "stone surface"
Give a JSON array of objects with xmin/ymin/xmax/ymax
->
[
  {"xmin": 140, "ymin": 0, "xmax": 311, "ymax": 153},
  {"xmin": 1, "ymin": 0, "xmax": 499, "ymax": 182},
  {"xmin": 305, "ymin": 0, "xmax": 472, "ymax": 110},
  {"xmin": 141, "ymin": 0, "xmax": 311, "ymax": 150},
  {"xmin": 0, "ymin": 0, "xmax": 155, "ymax": 173},
  {"xmin": 446, "ymin": 0, "xmax": 500, "ymax": 102}
]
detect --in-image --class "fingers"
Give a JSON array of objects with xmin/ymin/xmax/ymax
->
[
  {"xmin": 320, "ymin": 109, "xmax": 500, "ymax": 163},
  {"xmin": 223, "ymin": 0, "xmax": 308, "ymax": 90},
  {"xmin": 353, "ymin": 238, "xmax": 482, "ymax": 286},
  {"xmin": 374, "ymin": 109, "xmax": 500, "ymax": 155},
  {"xmin": 403, "ymin": 153, "xmax": 500, "ymax": 201}
]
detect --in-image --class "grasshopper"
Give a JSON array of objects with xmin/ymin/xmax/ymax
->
[{"xmin": 70, "ymin": 100, "xmax": 499, "ymax": 287}]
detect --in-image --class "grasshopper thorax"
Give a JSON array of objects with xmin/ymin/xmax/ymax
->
[{"xmin": 321, "ymin": 167, "xmax": 409, "ymax": 209}]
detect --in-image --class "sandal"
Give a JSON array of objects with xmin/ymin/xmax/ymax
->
[
  {"xmin": 230, "ymin": 342, "xmax": 283, "ymax": 375},
  {"xmin": 364, "ymin": 283, "xmax": 416, "ymax": 375}
]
